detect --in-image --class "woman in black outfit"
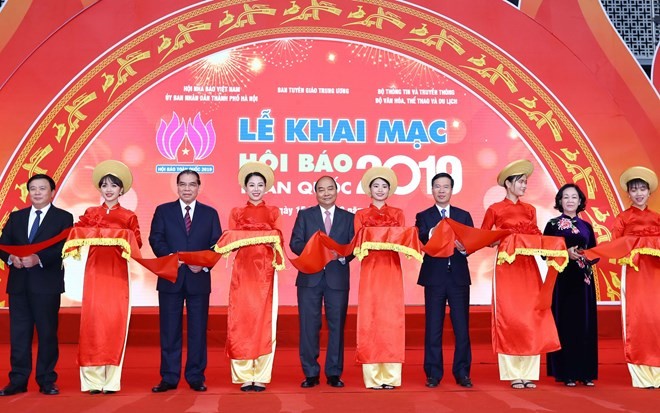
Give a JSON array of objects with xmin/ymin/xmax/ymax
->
[{"xmin": 544, "ymin": 183, "xmax": 598, "ymax": 387}]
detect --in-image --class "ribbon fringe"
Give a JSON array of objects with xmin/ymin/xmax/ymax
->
[
  {"xmin": 63, "ymin": 238, "xmax": 132, "ymax": 261},
  {"xmin": 214, "ymin": 235, "xmax": 286, "ymax": 271},
  {"xmin": 354, "ymin": 241, "xmax": 424, "ymax": 262},
  {"xmin": 497, "ymin": 247, "xmax": 569, "ymax": 272},
  {"xmin": 619, "ymin": 247, "xmax": 660, "ymax": 271}
]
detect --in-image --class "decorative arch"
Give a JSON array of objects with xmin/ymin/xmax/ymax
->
[
  {"xmin": 2, "ymin": 0, "xmax": 648, "ymax": 304},
  {"xmin": 1, "ymin": 0, "xmax": 619, "ymax": 217}
]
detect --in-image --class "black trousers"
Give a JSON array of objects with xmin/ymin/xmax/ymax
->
[{"xmin": 8, "ymin": 292, "xmax": 61, "ymax": 387}]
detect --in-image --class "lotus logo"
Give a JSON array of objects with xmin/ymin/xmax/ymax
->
[{"xmin": 155, "ymin": 112, "xmax": 216, "ymax": 173}]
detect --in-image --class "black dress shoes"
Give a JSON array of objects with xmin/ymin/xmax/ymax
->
[
  {"xmin": 89, "ymin": 389, "xmax": 102, "ymax": 395},
  {"xmin": 426, "ymin": 377, "xmax": 440, "ymax": 388},
  {"xmin": 0, "ymin": 383, "xmax": 27, "ymax": 396},
  {"xmin": 326, "ymin": 376, "xmax": 344, "ymax": 388},
  {"xmin": 301, "ymin": 376, "xmax": 320, "ymax": 388},
  {"xmin": 152, "ymin": 381, "xmax": 177, "ymax": 393},
  {"xmin": 39, "ymin": 384, "xmax": 60, "ymax": 395},
  {"xmin": 189, "ymin": 382, "xmax": 207, "ymax": 392},
  {"xmin": 456, "ymin": 376, "xmax": 473, "ymax": 388}
]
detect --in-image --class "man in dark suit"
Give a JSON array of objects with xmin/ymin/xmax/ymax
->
[
  {"xmin": 415, "ymin": 172, "xmax": 474, "ymax": 388},
  {"xmin": 290, "ymin": 176, "xmax": 354, "ymax": 388},
  {"xmin": 149, "ymin": 170, "xmax": 221, "ymax": 393},
  {"xmin": 0, "ymin": 174, "xmax": 73, "ymax": 396}
]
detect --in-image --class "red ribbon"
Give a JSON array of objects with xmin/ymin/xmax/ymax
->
[
  {"xmin": 0, "ymin": 228, "xmax": 72, "ymax": 257},
  {"xmin": 423, "ymin": 218, "xmax": 510, "ymax": 257},
  {"xmin": 288, "ymin": 226, "xmax": 422, "ymax": 273}
]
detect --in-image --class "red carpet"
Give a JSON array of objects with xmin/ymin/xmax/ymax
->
[{"xmin": 0, "ymin": 306, "xmax": 657, "ymax": 412}]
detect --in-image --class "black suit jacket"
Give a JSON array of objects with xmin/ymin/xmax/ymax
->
[
  {"xmin": 416, "ymin": 205, "xmax": 473, "ymax": 287},
  {"xmin": 149, "ymin": 200, "xmax": 222, "ymax": 295},
  {"xmin": 290, "ymin": 205, "xmax": 355, "ymax": 290},
  {"xmin": 0, "ymin": 205, "xmax": 73, "ymax": 294}
]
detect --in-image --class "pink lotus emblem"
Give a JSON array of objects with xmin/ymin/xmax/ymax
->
[{"xmin": 156, "ymin": 112, "xmax": 216, "ymax": 163}]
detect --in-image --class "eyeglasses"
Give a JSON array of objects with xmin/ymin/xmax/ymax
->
[{"xmin": 177, "ymin": 182, "xmax": 199, "ymax": 189}]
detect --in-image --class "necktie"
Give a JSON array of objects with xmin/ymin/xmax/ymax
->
[
  {"xmin": 184, "ymin": 206, "xmax": 192, "ymax": 234},
  {"xmin": 29, "ymin": 210, "xmax": 42, "ymax": 243},
  {"xmin": 324, "ymin": 210, "xmax": 332, "ymax": 234},
  {"xmin": 440, "ymin": 208, "xmax": 452, "ymax": 269}
]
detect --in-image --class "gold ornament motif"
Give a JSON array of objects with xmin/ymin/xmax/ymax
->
[
  {"xmin": 582, "ymin": 210, "xmax": 611, "ymax": 244},
  {"xmin": 52, "ymin": 123, "xmax": 66, "ymax": 143},
  {"xmin": 462, "ymin": 61, "xmax": 518, "ymax": 93},
  {"xmin": 282, "ymin": 0, "xmax": 341, "ymax": 24},
  {"xmin": 14, "ymin": 183, "xmax": 28, "ymax": 203},
  {"xmin": 590, "ymin": 207, "xmax": 610, "ymax": 223},
  {"xmin": 220, "ymin": 4, "xmax": 276, "ymax": 36},
  {"xmin": 599, "ymin": 270, "xmax": 621, "ymax": 301},
  {"xmin": 344, "ymin": 6, "xmax": 405, "ymax": 29},
  {"xmin": 518, "ymin": 96, "xmax": 537, "ymax": 109},
  {"xmin": 62, "ymin": 92, "xmax": 97, "ymax": 149},
  {"xmin": 551, "ymin": 150, "xmax": 597, "ymax": 198},
  {"xmin": 511, "ymin": 104, "xmax": 563, "ymax": 141},
  {"xmin": 160, "ymin": 21, "xmax": 212, "ymax": 62},
  {"xmin": 559, "ymin": 148, "xmax": 579, "ymax": 161},
  {"xmin": 104, "ymin": 50, "xmax": 152, "ymax": 99},
  {"xmin": 22, "ymin": 145, "xmax": 53, "ymax": 176},
  {"xmin": 405, "ymin": 28, "xmax": 465, "ymax": 55},
  {"xmin": 0, "ymin": 211, "xmax": 11, "ymax": 236}
]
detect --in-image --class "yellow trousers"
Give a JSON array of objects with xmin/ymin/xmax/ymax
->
[
  {"xmin": 362, "ymin": 363, "xmax": 402, "ymax": 388},
  {"xmin": 497, "ymin": 354, "xmax": 540, "ymax": 381}
]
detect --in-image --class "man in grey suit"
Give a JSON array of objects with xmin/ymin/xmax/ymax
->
[
  {"xmin": 290, "ymin": 176, "xmax": 354, "ymax": 388},
  {"xmin": 416, "ymin": 172, "xmax": 474, "ymax": 389}
]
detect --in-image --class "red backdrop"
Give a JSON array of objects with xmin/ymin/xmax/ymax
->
[{"xmin": 0, "ymin": 0, "xmax": 658, "ymax": 306}]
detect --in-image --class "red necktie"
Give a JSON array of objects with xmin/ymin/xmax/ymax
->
[{"xmin": 184, "ymin": 206, "xmax": 192, "ymax": 234}]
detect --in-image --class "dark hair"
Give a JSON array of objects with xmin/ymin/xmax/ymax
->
[
  {"xmin": 626, "ymin": 178, "xmax": 649, "ymax": 192},
  {"xmin": 27, "ymin": 174, "xmax": 56, "ymax": 191},
  {"xmin": 98, "ymin": 174, "xmax": 123, "ymax": 189},
  {"xmin": 505, "ymin": 174, "xmax": 526, "ymax": 185},
  {"xmin": 177, "ymin": 169, "xmax": 201, "ymax": 185},
  {"xmin": 314, "ymin": 176, "xmax": 337, "ymax": 192},
  {"xmin": 554, "ymin": 183, "xmax": 587, "ymax": 213},
  {"xmin": 431, "ymin": 172, "xmax": 454, "ymax": 188},
  {"xmin": 244, "ymin": 172, "xmax": 266, "ymax": 187},
  {"xmin": 369, "ymin": 177, "xmax": 390, "ymax": 188}
]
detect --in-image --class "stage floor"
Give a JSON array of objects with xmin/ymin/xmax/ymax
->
[{"xmin": 0, "ymin": 340, "xmax": 656, "ymax": 413}]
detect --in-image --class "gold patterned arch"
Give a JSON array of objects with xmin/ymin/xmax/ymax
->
[{"xmin": 1, "ymin": 0, "xmax": 623, "ymax": 300}]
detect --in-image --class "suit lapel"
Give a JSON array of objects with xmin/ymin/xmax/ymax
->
[
  {"xmin": 431, "ymin": 205, "xmax": 442, "ymax": 226},
  {"xmin": 310, "ymin": 206, "xmax": 326, "ymax": 234},
  {"xmin": 172, "ymin": 201, "xmax": 187, "ymax": 236},
  {"xmin": 448, "ymin": 206, "xmax": 462, "ymax": 224},
  {"xmin": 189, "ymin": 202, "xmax": 204, "ymax": 235},
  {"xmin": 329, "ymin": 208, "xmax": 341, "ymax": 236},
  {"xmin": 19, "ymin": 208, "xmax": 30, "ymax": 244}
]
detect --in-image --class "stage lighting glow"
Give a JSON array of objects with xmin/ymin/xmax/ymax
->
[
  {"xmin": 253, "ymin": 39, "xmax": 313, "ymax": 68},
  {"xmin": 249, "ymin": 57, "xmax": 264, "ymax": 72},
  {"xmin": 191, "ymin": 48, "xmax": 253, "ymax": 87}
]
